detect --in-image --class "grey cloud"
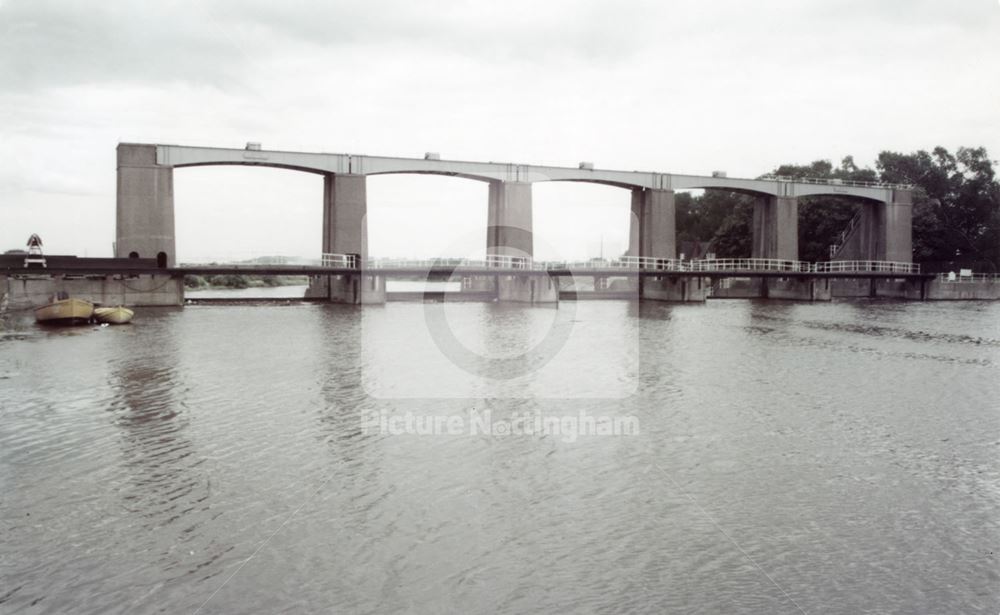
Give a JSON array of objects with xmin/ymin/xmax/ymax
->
[
  {"xmin": 0, "ymin": 0, "xmax": 257, "ymax": 91},
  {"xmin": 0, "ymin": 0, "xmax": 662, "ymax": 92}
]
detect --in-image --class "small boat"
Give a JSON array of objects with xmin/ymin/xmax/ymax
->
[
  {"xmin": 94, "ymin": 306, "xmax": 134, "ymax": 325},
  {"xmin": 34, "ymin": 295, "xmax": 94, "ymax": 325}
]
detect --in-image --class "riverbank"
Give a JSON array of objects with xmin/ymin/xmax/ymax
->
[{"xmin": 183, "ymin": 274, "xmax": 308, "ymax": 290}]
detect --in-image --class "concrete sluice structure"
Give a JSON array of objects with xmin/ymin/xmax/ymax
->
[
  {"xmin": 5, "ymin": 142, "xmax": 989, "ymax": 309},
  {"xmin": 111, "ymin": 142, "xmax": 921, "ymax": 306}
]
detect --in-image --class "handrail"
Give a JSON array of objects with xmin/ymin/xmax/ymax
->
[
  {"xmin": 758, "ymin": 175, "xmax": 914, "ymax": 190},
  {"xmin": 321, "ymin": 254, "xmax": 923, "ymax": 275},
  {"xmin": 936, "ymin": 272, "xmax": 1000, "ymax": 283},
  {"xmin": 829, "ymin": 209, "xmax": 864, "ymax": 258},
  {"xmin": 814, "ymin": 261, "xmax": 920, "ymax": 274}
]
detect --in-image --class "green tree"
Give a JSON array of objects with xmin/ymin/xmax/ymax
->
[{"xmin": 878, "ymin": 146, "xmax": 1000, "ymax": 270}]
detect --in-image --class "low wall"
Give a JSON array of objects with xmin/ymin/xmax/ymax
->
[
  {"xmin": 4, "ymin": 274, "xmax": 183, "ymax": 310},
  {"xmin": 926, "ymin": 280, "xmax": 1000, "ymax": 300},
  {"xmin": 641, "ymin": 276, "xmax": 709, "ymax": 302},
  {"xmin": 870, "ymin": 279, "xmax": 925, "ymax": 300},
  {"xmin": 831, "ymin": 278, "xmax": 927, "ymax": 300}
]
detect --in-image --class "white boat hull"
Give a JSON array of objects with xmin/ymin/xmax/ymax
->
[{"xmin": 94, "ymin": 306, "xmax": 134, "ymax": 324}]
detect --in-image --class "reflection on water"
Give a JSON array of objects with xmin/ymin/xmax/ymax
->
[{"xmin": 1, "ymin": 300, "xmax": 998, "ymax": 613}]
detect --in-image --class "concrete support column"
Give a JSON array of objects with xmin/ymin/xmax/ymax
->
[
  {"xmin": 883, "ymin": 189, "xmax": 913, "ymax": 263},
  {"xmin": 116, "ymin": 143, "xmax": 175, "ymax": 266},
  {"xmin": 318, "ymin": 173, "xmax": 382, "ymax": 304},
  {"xmin": 487, "ymin": 181, "xmax": 533, "ymax": 258},
  {"xmin": 323, "ymin": 173, "xmax": 368, "ymax": 260},
  {"xmin": 752, "ymin": 196, "xmax": 798, "ymax": 260},
  {"xmin": 628, "ymin": 188, "xmax": 676, "ymax": 259},
  {"xmin": 840, "ymin": 190, "xmax": 913, "ymax": 263}
]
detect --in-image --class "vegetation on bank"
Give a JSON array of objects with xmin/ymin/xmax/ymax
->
[
  {"xmin": 678, "ymin": 146, "xmax": 1000, "ymax": 271},
  {"xmin": 184, "ymin": 274, "xmax": 308, "ymax": 290}
]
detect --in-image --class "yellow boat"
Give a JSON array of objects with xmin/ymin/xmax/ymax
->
[
  {"xmin": 34, "ymin": 296, "xmax": 94, "ymax": 325},
  {"xmin": 94, "ymin": 306, "xmax": 134, "ymax": 325}
]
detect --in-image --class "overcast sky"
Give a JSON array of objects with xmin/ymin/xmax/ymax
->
[{"xmin": 2, "ymin": 0, "xmax": 998, "ymax": 261}]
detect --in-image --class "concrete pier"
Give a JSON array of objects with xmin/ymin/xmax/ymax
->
[
  {"xmin": 306, "ymin": 273, "xmax": 386, "ymax": 304},
  {"xmin": 883, "ymin": 189, "xmax": 913, "ymax": 262},
  {"xmin": 640, "ymin": 276, "xmax": 709, "ymax": 302},
  {"xmin": 116, "ymin": 144, "xmax": 175, "ymax": 266},
  {"xmin": 833, "ymin": 189, "xmax": 913, "ymax": 262},
  {"xmin": 314, "ymin": 174, "xmax": 384, "ymax": 304},
  {"xmin": 628, "ymin": 189, "xmax": 676, "ymax": 259},
  {"xmin": 752, "ymin": 196, "xmax": 798, "ymax": 260},
  {"xmin": 711, "ymin": 277, "xmax": 831, "ymax": 301},
  {"xmin": 323, "ymin": 174, "xmax": 368, "ymax": 259},
  {"xmin": 711, "ymin": 277, "xmax": 765, "ymax": 298},
  {"xmin": 764, "ymin": 277, "xmax": 832, "ymax": 301},
  {"xmin": 497, "ymin": 274, "xmax": 559, "ymax": 303},
  {"xmin": 487, "ymin": 181, "xmax": 533, "ymax": 258}
]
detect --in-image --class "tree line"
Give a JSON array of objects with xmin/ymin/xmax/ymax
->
[{"xmin": 676, "ymin": 146, "xmax": 1000, "ymax": 271}]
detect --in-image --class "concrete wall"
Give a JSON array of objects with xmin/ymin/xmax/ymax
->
[
  {"xmin": 117, "ymin": 143, "xmax": 176, "ymax": 266},
  {"xmin": 831, "ymin": 278, "xmax": 926, "ymax": 300},
  {"xmin": 640, "ymin": 276, "xmax": 709, "ymax": 302},
  {"xmin": 871, "ymin": 278, "xmax": 925, "ymax": 300},
  {"xmin": 4, "ymin": 275, "xmax": 184, "ymax": 310},
  {"xmin": 497, "ymin": 274, "xmax": 558, "ymax": 303},
  {"xmin": 752, "ymin": 196, "xmax": 798, "ymax": 260},
  {"xmin": 925, "ymin": 280, "xmax": 1000, "ymax": 300}
]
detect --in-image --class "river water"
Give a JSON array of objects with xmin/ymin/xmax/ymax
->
[{"xmin": 1, "ymin": 298, "xmax": 998, "ymax": 613}]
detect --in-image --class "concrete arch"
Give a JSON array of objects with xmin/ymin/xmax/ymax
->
[
  {"xmin": 169, "ymin": 160, "xmax": 330, "ymax": 176},
  {"xmin": 792, "ymin": 186, "xmax": 889, "ymax": 203},
  {"xmin": 542, "ymin": 178, "xmax": 646, "ymax": 190},
  {"xmin": 362, "ymin": 169, "xmax": 500, "ymax": 183}
]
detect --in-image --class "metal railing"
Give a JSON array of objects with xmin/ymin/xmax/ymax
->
[
  {"xmin": 544, "ymin": 256, "xmax": 685, "ymax": 271},
  {"xmin": 688, "ymin": 258, "xmax": 813, "ymax": 272},
  {"xmin": 358, "ymin": 255, "xmax": 542, "ymax": 270},
  {"xmin": 814, "ymin": 261, "xmax": 920, "ymax": 274},
  {"xmin": 321, "ymin": 253, "xmax": 359, "ymax": 268},
  {"xmin": 936, "ymin": 272, "xmax": 1000, "ymax": 283},
  {"xmin": 759, "ymin": 175, "xmax": 914, "ymax": 190},
  {"xmin": 829, "ymin": 209, "xmax": 864, "ymax": 259},
  {"xmin": 321, "ymin": 254, "xmax": 923, "ymax": 275}
]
